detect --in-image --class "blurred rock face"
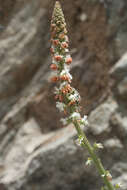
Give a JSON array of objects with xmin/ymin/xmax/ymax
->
[{"xmin": 0, "ymin": 0, "xmax": 127, "ymax": 189}]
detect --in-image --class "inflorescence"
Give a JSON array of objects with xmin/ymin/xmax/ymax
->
[{"xmin": 50, "ymin": 1, "xmax": 88, "ymax": 128}]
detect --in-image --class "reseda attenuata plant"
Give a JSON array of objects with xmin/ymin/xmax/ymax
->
[{"xmin": 50, "ymin": 1, "xmax": 121, "ymax": 190}]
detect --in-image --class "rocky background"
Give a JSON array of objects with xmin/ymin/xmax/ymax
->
[{"xmin": 0, "ymin": 0, "xmax": 127, "ymax": 189}]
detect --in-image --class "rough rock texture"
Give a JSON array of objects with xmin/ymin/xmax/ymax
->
[{"xmin": 0, "ymin": 0, "xmax": 127, "ymax": 190}]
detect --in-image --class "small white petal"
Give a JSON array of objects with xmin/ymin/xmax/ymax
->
[
  {"xmin": 75, "ymin": 138, "xmax": 81, "ymax": 146},
  {"xmin": 81, "ymin": 115, "xmax": 87, "ymax": 122},
  {"xmin": 97, "ymin": 143, "xmax": 104, "ymax": 149},
  {"xmin": 75, "ymin": 137, "xmax": 84, "ymax": 146},
  {"xmin": 83, "ymin": 115, "xmax": 87, "ymax": 120},
  {"xmin": 68, "ymin": 94, "xmax": 75, "ymax": 100},
  {"xmin": 56, "ymin": 102, "xmax": 65, "ymax": 112},
  {"xmin": 54, "ymin": 87, "xmax": 59, "ymax": 94},
  {"xmin": 60, "ymin": 81, "xmax": 68, "ymax": 89},
  {"xmin": 79, "ymin": 137, "xmax": 84, "ymax": 144},
  {"xmin": 81, "ymin": 115, "xmax": 89, "ymax": 126},
  {"xmin": 70, "ymin": 112, "xmax": 81, "ymax": 119},
  {"xmin": 68, "ymin": 90, "xmax": 80, "ymax": 101},
  {"xmin": 94, "ymin": 143, "xmax": 104, "ymax": 149},
  {"xmin": 65, "ymin": 49, "xmax": 69, "ymax": 53},
  {"xmin": 86, "ymin": 158, "xmax": 92, "ymax": 166},
  {"xmin": 60, "ymin": 118, "xmax": 68, "ymax": 125}
]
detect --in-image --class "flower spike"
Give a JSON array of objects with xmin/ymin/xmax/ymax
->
[{"xmin": 50, "ymin": 1, "xmax": 84, "ymax": 126}]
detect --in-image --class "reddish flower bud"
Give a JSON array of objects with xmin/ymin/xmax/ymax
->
[
  {"xmin": 50, "ymin": 64, "xmax": 58, "ymax": 70},
  {"xmin": 61, "ymin": 42, "xmax": 68, "ymax": 49},
  {"xmin": 51, "ymin": 76, "xmax": 59, "ymax": 82},
  {"xmin": 53, "ymin": 39, "xmax": 59, "ymax": 46},
  {"xmin": 54, "ymin": 55, "xmax": 62, "ymax": 61},
  {"xmin": 60, "ymin": 75, "xmax": 71, "ymax": 82},
  {"xmin": 66, "ymin": 57, "xmax": 72, "ymax": 65},
  {"xmin": 61, "ymin": 84, "xmax": 72, "ymax": 94},
  {"xmin": 66, "ymin": 84, "xmax": 71, "ymax": 90},
  {"xmin": 62, "ymin": 90, "xmax": 66, "ymax": 94},
  {"xmin": 50, "ymin": 47, "xmax": 54, "ymax": 54},
  {"xmin": 50, "ymin": 39, "xmax": 53, "ymax": 43},
  {"xmin": 59, "ymin": 33, "xmax": 65, "ymax": 39},
  {"xmin": 51, "ymin": 31, "xmax": 56, "ymax": 38}
]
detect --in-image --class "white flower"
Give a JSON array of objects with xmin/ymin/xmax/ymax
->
[
  {"xmin": 56, "ymin": 102, "xmax": 65, "ymax": 112},
  {"xmin": 82, "ymin": 115, "xmax": 87, "ymax": 121},
  {"xmin": 67, "ymin": 72, "xmax": 73, "ymax": 80},
  {"xmin": 52, "ymin": 59, "xmax": 58, "ymax": 65},
  {"xmin": 68, "ymin": 94, "xmax": 75, "ymax": 100},
  {"xmin": 81, "ymin": 115, "xmax": 88, "ymax": 125},
  {"xmin": 94, "ymin": 143, "xmax": 104, "ymax": 149},
  {"xmin": 70, "ymin": 112, "xmax": 81, "ymax": 120},
  {"xmin": 54, "ymin": 52, "xmax": 63, "ymax": 57},
  {"xmin": 66, "ymin": 54, "xmax": 71, "ymax": 59},
  {"xmin": 79, "ymin": 137, "xmax": 84, "ymax": 145},
  {"xmin": 96, "ymin": 143, "xmax": 104, "ymax": 149},
  {"xmin": 54, "ymin": 87, "xmax": 59, "ymax": 94},
  {"xmin": 60, "ymin": 70, "xmax": 66, "ymax": 76},
  {"xmin": 64, "ymin": 64, "xmax": 70, "ymax": 70},
  {"xmin": 75, "ymin": 136, "xmax": 84, "ymax": 146},
  {"xmin": 65, "ymin": 49, "xmax": 69, "ymax": 53},
  {"xmin": 60, "ymin": 118, "xmax": 68, "ymax": 125},
  {"xmin": 60, "ymin": 81, "xmax": 68, "ymax": 89},
  {"xmin": 68, "ymin": 90, "xmax": 80, "ymax": 101},
  {"xmin": 86, "ymin": 157, "xmax": 92, "ymax": 166},
  {"xmin": 102, "ymin": 171, "xmax": 112, "ymax": 181},
  {"xmin": 75, "ymin": 138, "xmax": 81, "ymax": 146}
]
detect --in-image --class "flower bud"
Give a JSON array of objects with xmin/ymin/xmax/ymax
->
[
  {"xmin": 66, "ymin": 57, "xmax": 72, "ymax": 65},
  {"xmin": 50, "ymin": 47, "xmax": 54, "ymax": 54},
  {"xmin": 53, "ymin": 39, "xmax": 59, "ymax": 46},
  {"xmin": 50, "ymin": 64, "xmax": 58, "ymax": 70},
  {"xmin": 54, "ymin": 55, "xmax": 62, "ymax": 61},
  {"xmin": 51, "ymin": 76, "xmax": 59, "ymax": 82},
  {"xmin": 61, "ymin": 42, "xmax": 68, "ymax": 49}
]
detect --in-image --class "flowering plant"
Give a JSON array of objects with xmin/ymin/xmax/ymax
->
[{"xmin": 50, "ymin": 1, "xmax": 121, "ymax": 190}]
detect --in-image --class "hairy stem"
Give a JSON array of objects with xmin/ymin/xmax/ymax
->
[{"xmin": 74, "ymin": 120, "xmax": 115, "ymax": 190}]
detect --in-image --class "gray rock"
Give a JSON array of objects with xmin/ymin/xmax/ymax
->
[
  {"xmin": 89, "ymin": 97, "xmax": 118, "ymax": 135},
  {"xmin": 110, "ymin": 53, "xmax": 127, "ymax": 81},
  {"xmin": 117, "ymin": 77, "xmax": 127, "ymax": 98},
  {"xmin": 0, "ymin": 123, "xmax": 85, "ymax": 189},
  {"xmin": 104, "ymin": 138, "xmax": 123, "ymax": 149},
  {"xmin": 0, "ymin": 0, "xmax": 48, "ymax": 120},
  {"xmin": 111, "ymin": 112, "xmax": 127, "ymax": 140},
  {"xmin": 0, "ymin": 118, "xmax": 63, "ymax": 184},
  {"xmin": 106, "ymin": 0, "xmax": 127, "ymax": 57}
]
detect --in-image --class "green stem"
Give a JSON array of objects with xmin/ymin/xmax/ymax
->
[{"xmin": 74, "ymin": 120, "xmax": 115, "ymax": 190}]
